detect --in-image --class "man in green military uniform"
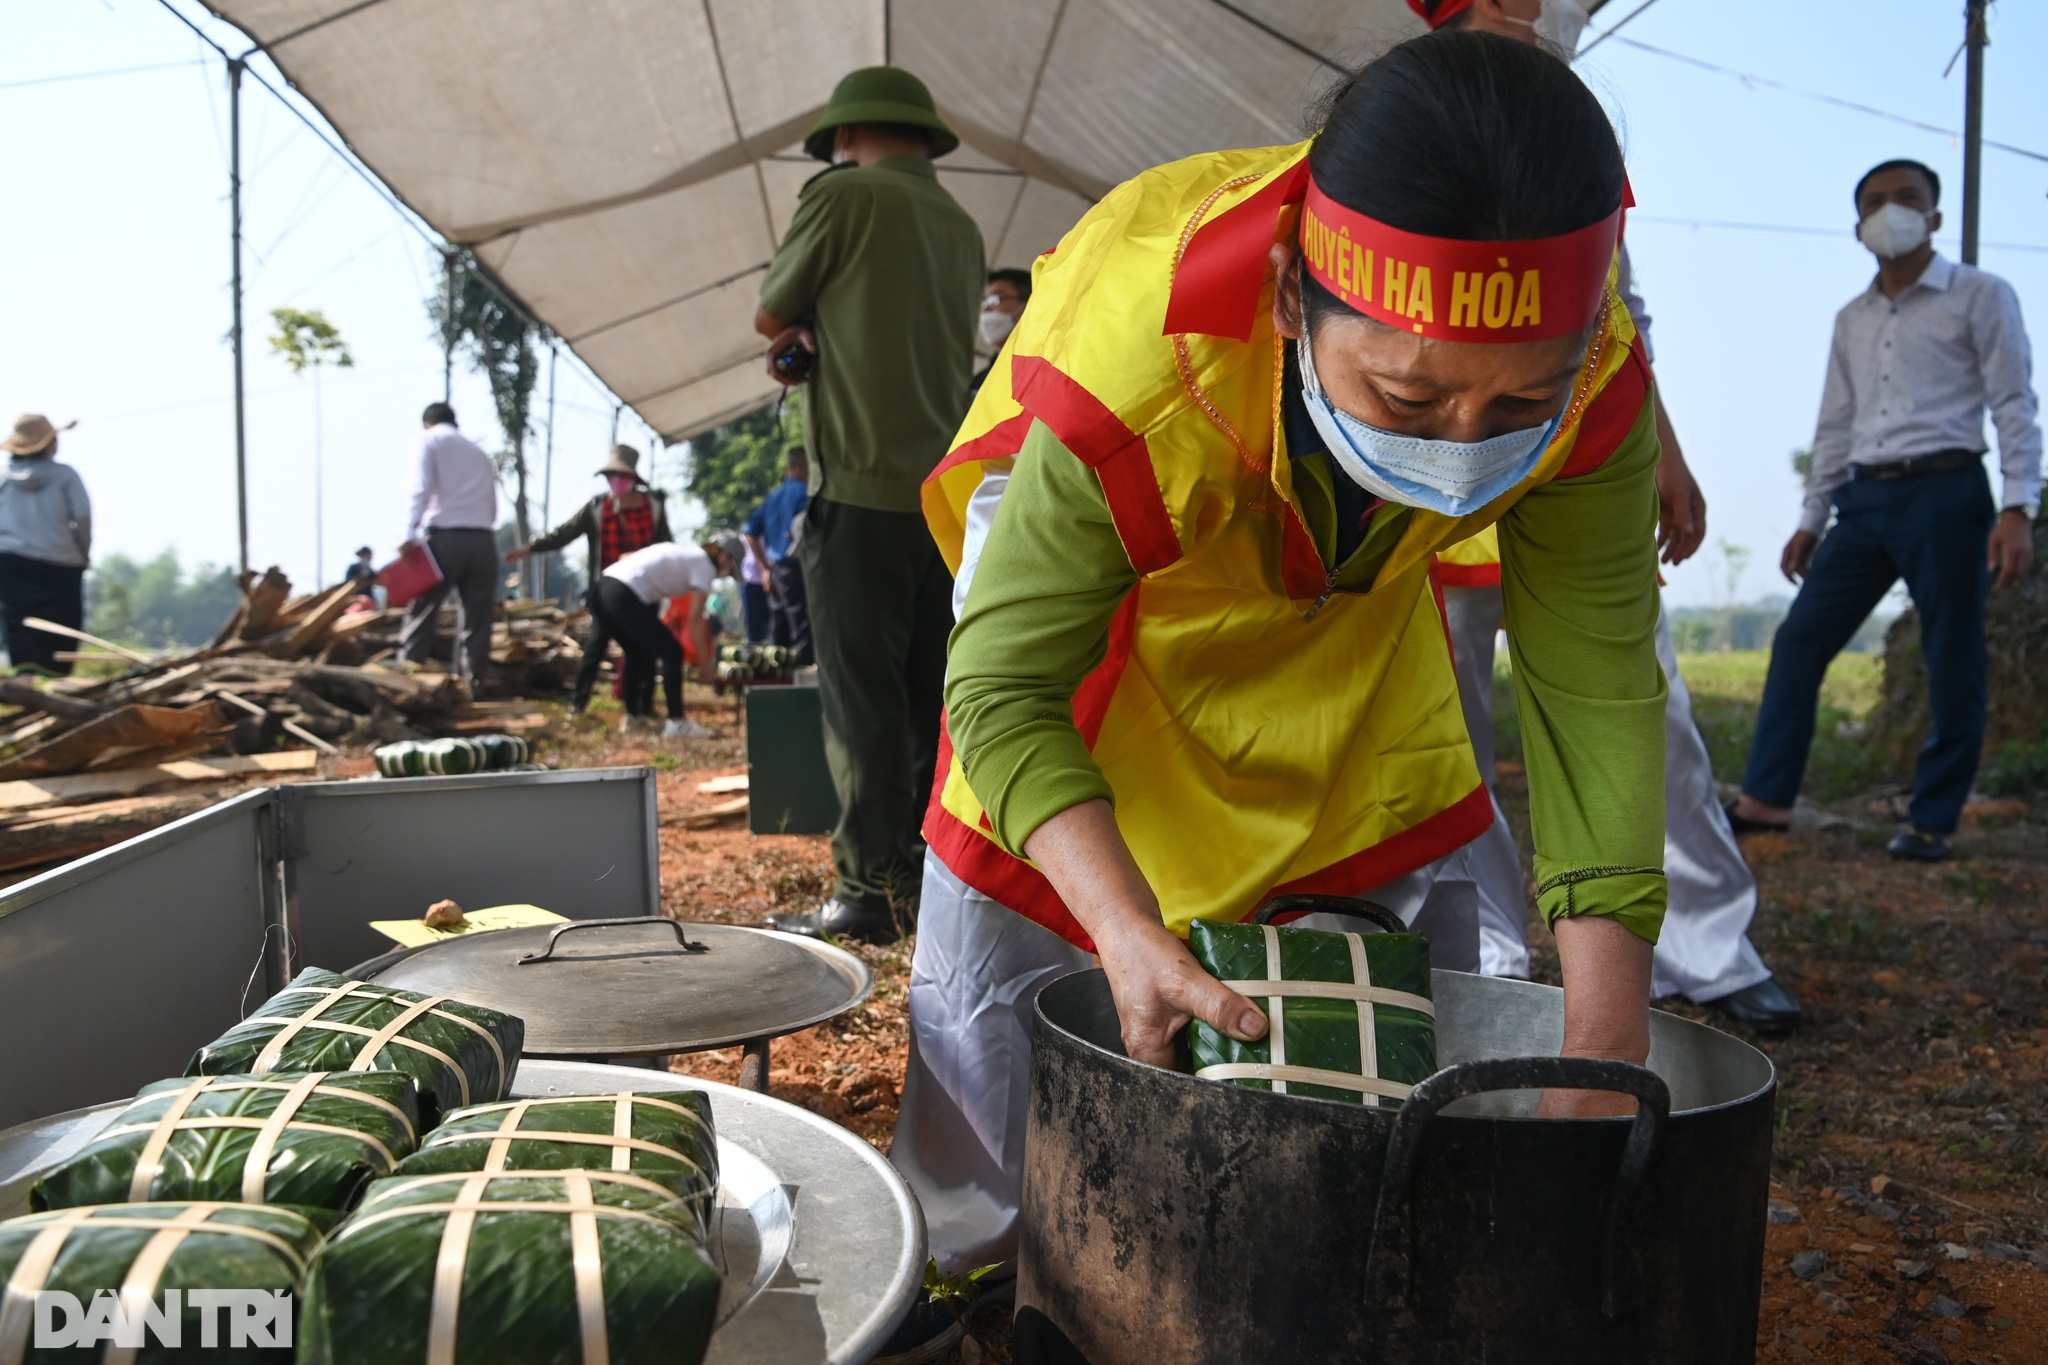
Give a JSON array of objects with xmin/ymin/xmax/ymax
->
[{"xmin": 757, "ymin": 66, "xmax": 986, "ymax": 943}]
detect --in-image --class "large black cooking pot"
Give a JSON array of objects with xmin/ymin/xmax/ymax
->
[{"xmin": 1016, "ymin": 954, "xmax": 1775, "ymax": 1364}]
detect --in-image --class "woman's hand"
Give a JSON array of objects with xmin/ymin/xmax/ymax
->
[
  {"xmin": 1023, "ymin": 800, "xmax": 1266, "ymax": 1068},
  {"xmin": 1093, "ymin": 915, "xmax": 1268, "ymax": 1069},
  {"xmin": 1539, "ymin": 915, "xmax": 1654, "ymax": 1118}
]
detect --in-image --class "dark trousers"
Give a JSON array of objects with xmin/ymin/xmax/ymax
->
[
  {"xmin": 1744, "ymin": 465, "xmax": 1993, "ymax": 834},
  {"xmin": 0, "ymin": 552, "xmax": 84, "ymax": 675},
  {"xmin": 572, "ymin": 597, "xmax": 612, "ymax": 711},
  {"xmin": 801, "ymin": 497, "xmax": 953, "ymax": 914},
  {"xmin": 397, "ymin": 528, "xmax": 499, "ymax": 687},
  {"xmin": 769, "ymin": 556, "xmax": 813, "ymax": 665},
  {"xmin": 741, "ymin": 581, "xmax": 771, "ymax": 644},
  {"xmin": 592, "ymin": 578, "xmax": 683, "ymax": 720}
]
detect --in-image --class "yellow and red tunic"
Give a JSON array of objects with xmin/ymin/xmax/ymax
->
[{"xmin": 923, "ymin": 141, "xmax": 1667, "ymax": 951}]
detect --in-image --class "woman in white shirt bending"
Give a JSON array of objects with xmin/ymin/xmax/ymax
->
[{"xmin": 596, "ymin": 531, "xmax": 744, "ymax": 738}]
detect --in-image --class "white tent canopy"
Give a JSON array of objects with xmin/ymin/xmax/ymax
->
[{"xmin": 200, "ymin": 1, "xmax": 1600, "ymax": 441}]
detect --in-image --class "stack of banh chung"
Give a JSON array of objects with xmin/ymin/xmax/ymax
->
[
  {"xmin": 4, "ymin": 964, "xmax": 727, "ymax": 1363},
  {"xmin": 301, "ymin": 1091, "xmax": 722, "ymax": 1364}
]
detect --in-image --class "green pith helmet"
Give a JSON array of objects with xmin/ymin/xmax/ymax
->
[{"xmin": 803, "ymin": 66, "xmax": 959, "ymax": 162}]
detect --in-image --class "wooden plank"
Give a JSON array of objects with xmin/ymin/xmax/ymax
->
[
  {"xmin": 266, "ymin": 580, "xmax": 362, "ymax": 658},
  {"xmin": 697, "ymin": 774, "xmax": 749, "ymax": 794},
  {"xmin": 232, "ymin": 567, "xmax": 294, "ymax": 641},
  {"xmin": 0, "ymin": 750, "xmax": 321, "ymax": 813},
  {"xmin": 679, "ymin": 796, "xmax": 750, "ymax": 829},
  {"xmin": 0, "ymin": 791, "xmax": 222, "ymax": 873},
  {"xmin": 0, "ymin": 703, "xmax": 232, "ymax": 782},
  {"xmin": 0, "ymin": 678, "xmax": 104, "ymax": 721}
]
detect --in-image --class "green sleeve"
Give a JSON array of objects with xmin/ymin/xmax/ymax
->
[
  {"xmin": 526, "ymin": 500, "xmax": 594, "ymax": 556},
  {"xmin": 759, "ymin": 184, "xmax": 849, "ymax": 326},
  {"xmin": 1501, "ymin": 396, "xmax": 1669, "ymax": 942},
  {"xmin": 945, "ymin": 420, "xmax": 1137, "ymax": 856}
]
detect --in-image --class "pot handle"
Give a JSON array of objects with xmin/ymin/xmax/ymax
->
[
  {"xmin": 1250, "ymin": 894, "xmax": 1407, "ymax": 936},
  {"xmin": 1365, "ymin": 1056, "xmax": 1670, "ymax": 1320},
  {"xmin": 516, "ymin": 917, "xmax": 708, "ymax": 964}
]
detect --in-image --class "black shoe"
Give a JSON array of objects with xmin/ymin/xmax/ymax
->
[
  {"xmin": 767, "ymin": 897, "xmax": 908, "ymax": 946},
  {"xmin": 1706, "ymin": 976, "xmax": 1802, "ymax": 1037},
  {"xmin": 1886, "ymin": 829, "xmax": 1952, "ymax": 862},
  {"xmin": 1722, "ymin": 799, "xmax": 1791, "ymax": 836}
]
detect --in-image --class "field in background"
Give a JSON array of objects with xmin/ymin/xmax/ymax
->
[{"xmin": 1495, "ymin": 649, "xmax": 1898, "ymax": 802}]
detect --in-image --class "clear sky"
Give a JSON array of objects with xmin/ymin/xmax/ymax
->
[{"xmin": 3, "ymin": 0, "xmax": 2044, "ymax": 605}]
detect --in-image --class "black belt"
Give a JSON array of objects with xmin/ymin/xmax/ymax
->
[{"xmin": 1852, "ymin": 449, "xmax": 1982, "ymax": 482}]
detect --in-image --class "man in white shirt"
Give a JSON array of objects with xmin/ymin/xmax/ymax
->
[
  {"xmin": 1732, "ymin": 159, "xmax": 2041, "ymax": 861},
  {"xmin": 398, "ymin": 403, "xmax": 500, "ymax": 688}
]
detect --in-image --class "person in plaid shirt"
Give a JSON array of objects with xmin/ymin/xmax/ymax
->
[{"xmin": 509, "ymin": 444, "xmax": 672, "ymax": 710}]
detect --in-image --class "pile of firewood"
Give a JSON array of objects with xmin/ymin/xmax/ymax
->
[{"xmin": 0, "ymin": 569, "xmax": 585, "ymax": 875}]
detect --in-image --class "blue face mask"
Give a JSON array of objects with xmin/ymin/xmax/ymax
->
[{"xmin": 1297, "ymin": 336, "xmax": 1564, "ymax": 518}]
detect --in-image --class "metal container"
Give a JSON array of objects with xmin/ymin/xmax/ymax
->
[
  {"xmin": 0, "ymin": 768, "xmax": 661, "ymax": 1130},
  {"xmin": 1017, "ymin": 967, "xmax": 1775, "ymax": 1365},
  {"xmin": 0, "ymin": 1060, "xmax": 923, "ymax": 1364}
]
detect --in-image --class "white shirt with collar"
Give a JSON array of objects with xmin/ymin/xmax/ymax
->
[
  {"xmin": 1801, "ymin": 253, "xmax": 2042, "ymax": 534},
  {"xmin": 405, "ymin": 423, "xmax": 498, "ymax": 540}
]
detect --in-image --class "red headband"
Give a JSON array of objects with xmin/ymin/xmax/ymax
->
[
  {"xmin": 1298, "ymin": 176, "xmax": 1622, "ymax": 343},
  {"xmin": 1405, "ymin": 0, "xmax": 1475, "ymax": 28}
]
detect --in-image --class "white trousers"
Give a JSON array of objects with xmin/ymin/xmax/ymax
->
[
  {"xmin": 893, "ymin": 847, "xmax": 1481, "ymax": 1272},
  {"xmin": 1441, "ymin": 583, "xmax": 1771, "ymax": 1002}
]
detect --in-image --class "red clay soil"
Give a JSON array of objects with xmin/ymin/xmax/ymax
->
[{"xmin": 567, "ymin": 693, "xmax": 2048, "ymax": 1363}]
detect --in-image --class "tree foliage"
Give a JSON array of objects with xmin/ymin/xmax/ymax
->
[
  {"xmin": 428, "ymin": 253, "xmax": 544, "ymax": 578},
  {"xmin": 89, "ymin": 552, "xmax": 242, "ymax": 649},
  {"xmin": 685, "ymin": 397, "xmax": 803, "ymax": 533},
  {"xmin": 267, "ymin": 308, "xmax": 354, "ymax": 374}
]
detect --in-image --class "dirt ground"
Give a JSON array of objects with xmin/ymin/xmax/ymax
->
[{"xmin": 542, "ymin": 681, "xmax": 2047, "ymax": 1365}]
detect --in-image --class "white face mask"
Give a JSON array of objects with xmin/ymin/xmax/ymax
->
[
  {"xmin": 978, "ymin": 309, "xmax": 1018, "ymax": 351},
  {"xmin": 1507, "ymin": 0, "xmax": 1590, "ymax": 59},
  {"xmin": 1857, "ymin": 202, "xmax": 1933, "ymax": 261},
  {"xmin": 1296, "ymin": 336, "xmax": 1561, "ymax": 517}
]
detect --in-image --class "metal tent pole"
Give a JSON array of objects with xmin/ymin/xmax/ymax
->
[
  {"xmin": 1961, "ymin": 0, "xmax": 1988, "ymax": 265},
  {"xmin": 441, "ymin": 248, "xmax": 458, "ymax": 401},
  {"xmin": 229, "ymin": 56, "xmax": 250, "ymax": 577},
  {"xmin": 540, "ymin": 342, "xmax": 557, "ymax": 600},
  {"xmin": 313, "ymin": 364, "xmax": 325, "ymax": 589}
]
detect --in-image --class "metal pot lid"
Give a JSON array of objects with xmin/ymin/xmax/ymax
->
[{"xmin": 353, "ymin": 919, "xmax": 873, "ymax": 1056}]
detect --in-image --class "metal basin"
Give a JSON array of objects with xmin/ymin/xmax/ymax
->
[
  {"xmin": 1017, "ymin": 968, "xmax": 1776, "ymax": 1365},
  {"xmin": 0, "ymin": 1061, "xmax": 921, "ymax": 1364}
]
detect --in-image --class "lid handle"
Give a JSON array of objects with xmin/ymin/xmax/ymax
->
[{"xmin": 516, "ymin": 917, "xmax": 708, "ymax": 964}]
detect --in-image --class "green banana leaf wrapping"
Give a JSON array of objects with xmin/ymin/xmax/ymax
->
[
  {"xmin": 0, "ymin": 1201, "xmax": 323, "ymax": 1363},
  {"xmin": 392, "ymin": 1091, "xmax": 716, "ymax": 1225},
  {"xmin": 1187, "ymin": 919, "xmax": 1436, "ymax": 1107},
  {"xmin": 299, "ymin": 1171, "xmax": 721, "ymax": 1365},
  {"xmin": 31, "ymin": 1073, "xmax": 421, "ymax": 1226},
  {"xmin": 187, "ymin": 968, "xmax": 522, "ymax": 1127}
]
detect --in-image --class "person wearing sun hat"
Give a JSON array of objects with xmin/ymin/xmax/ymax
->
[
  {"xmin": 0, "ymin": 414, "xmax": 91, "ymax": 676},
  {"xmin": 754, "ymin": 65, "xmax": 985, "ymax": 946},
  {"xmin": 509, "ymin": 443, "xmax": 673, "ymax": 711}
]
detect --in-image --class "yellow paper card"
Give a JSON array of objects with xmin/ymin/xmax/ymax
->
[{"xmin": 368, "ymin": 903, "xmax": 568, "ymax": 947}]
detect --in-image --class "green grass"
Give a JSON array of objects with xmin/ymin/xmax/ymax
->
[{"xmin": 1491, "ymin": 647, "xmax": 1903, "ymax": 803}]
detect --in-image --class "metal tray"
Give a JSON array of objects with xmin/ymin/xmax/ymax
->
[{"xmin": 0, "ymin": 1061, "xmax": 922, "ymax": 1363}]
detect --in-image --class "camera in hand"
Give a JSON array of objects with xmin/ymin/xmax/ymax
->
[{"xmin": 772, "ymin": 341, "xmax": 815, "ymax": 384}]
